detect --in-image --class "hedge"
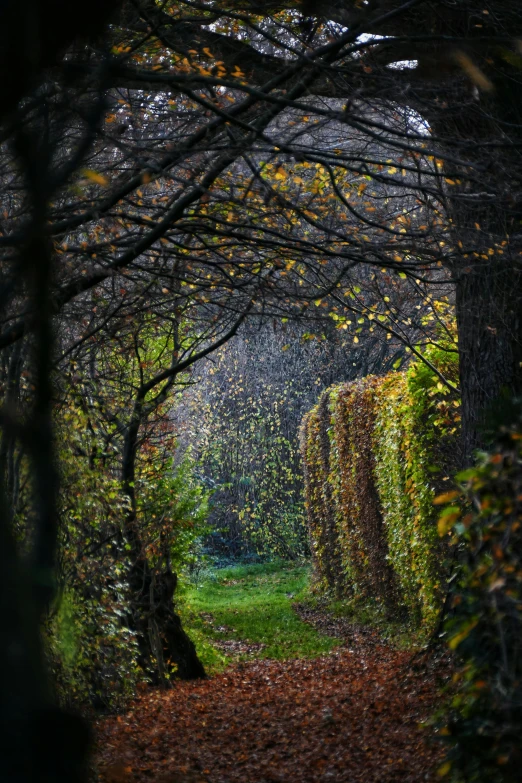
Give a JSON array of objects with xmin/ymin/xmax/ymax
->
[
  {"xmin": 437, "ymin": 409, "xmax": 522, "ymax": 783},
  {"xmin": 300, "ymin": 345, "xmax": 460, "ymax": 630}
]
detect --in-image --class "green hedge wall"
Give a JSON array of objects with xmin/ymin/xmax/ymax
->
[{"xmin": 300, "ymin": 346, "xmax": 460, "ymax": 630}]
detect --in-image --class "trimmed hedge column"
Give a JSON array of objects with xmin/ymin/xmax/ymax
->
[{"xmin": 300, "ymin": 347, "xmax": 459, "ymax": 630}]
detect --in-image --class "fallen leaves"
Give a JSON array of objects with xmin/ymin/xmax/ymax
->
[{"xmin": 95, "ymin": 611, "xmax": 448, "ymax": 783}]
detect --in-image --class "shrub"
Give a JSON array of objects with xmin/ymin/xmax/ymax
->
[
  {"xmin": 44, "ymin": 399, "xmax": 210, "ymax": 711},
  {"xmin": 438, "ymin": 410, "xmax": 522, "ymax": 783},
  {"xmin": 300, "ymin": 342, "xmax": 459, "ymax": 630},
  {"xmin": 46, "ymin": 562, "xmax": 140, "ymax": 713}
]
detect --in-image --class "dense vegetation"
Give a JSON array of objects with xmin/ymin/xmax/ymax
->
[
  {"xmin": 437, "ymin": 410, "xmax": 522, "ymax": 783},
  {"xmin": 176, "ymin": 318, "xmax": 399, "ymax": 560},
  {"xmin": 300, "ymin": 336, "xmax": 460, "ymax": 630},
  {"xmin": 0, "ymin": 2, "xmax": 521, "ymax": 782}
]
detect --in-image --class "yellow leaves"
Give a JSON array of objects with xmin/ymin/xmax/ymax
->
[
  {"xmin": 112, "ymin": 44, "xmax": 131, "ymax": 55},
  {"xmin": 274, "ymin": 166, "xmax": 287, "ymax": 181},
  {"xmin": 434, "ymin": 490, "xmax": 460, "ymax": 505},
  {"xmin": 357, "ymin": 182, "xmax": 368, "ymax": 196},
  {"xmin": 448, "ymin": 619, "xmax": 479, "ymax": 650},
  {"xmin": 437, "ymin": 507, "xmax": 460, "ymax": 536},
  {"xmin": 82, "ymin": 169, "xmax": 109, "ymax": 186},
  {"xmin": 437, "ymin": 762, "xmax": 452, "ymax": 777},
  {"xmin": 453, "ymin": 49, "xmax": 494, "ymax": 92}
]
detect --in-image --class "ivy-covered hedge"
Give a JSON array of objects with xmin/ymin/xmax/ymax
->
[{"xmin": 300, "ymin": 346, "xmax": 460, "ymax": 629}]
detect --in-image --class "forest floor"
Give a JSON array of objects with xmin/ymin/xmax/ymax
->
[{"xmin": 95, "ymin": 563, "xmax": 451, "ymax": 783}]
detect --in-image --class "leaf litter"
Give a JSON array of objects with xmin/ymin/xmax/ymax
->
[{"xmin": 96, "ymin": 604, "xmax": 450, "ymax": 783}]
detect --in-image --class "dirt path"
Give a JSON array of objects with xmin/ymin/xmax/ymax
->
[{"xmin": 96, "ymin": 612, "xmax": 448, "ymax": 783}]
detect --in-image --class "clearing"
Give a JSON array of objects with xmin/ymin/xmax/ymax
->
[{"xmin": 96, "ymin": 562, "xmax": 449, "ymax": 783}]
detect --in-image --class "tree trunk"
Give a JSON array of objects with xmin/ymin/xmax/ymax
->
[
  {"xmin": 430, "ymin": 48, "xmax": 522, "ymax": 461},
  {"xmin": 122, "ymin": 410, "xmax": 206, "ymax": 682},
  {"xmin": 132, "ymin": 563, "xmax": 206, "ymax": 681},
  {"xmin": 455, "ymin": 257, "xmax": 522, "ymax": 459}
]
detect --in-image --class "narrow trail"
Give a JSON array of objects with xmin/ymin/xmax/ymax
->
[{"xmin": 96, "ymin": 607, "xmax": 449, "ymax": 783}]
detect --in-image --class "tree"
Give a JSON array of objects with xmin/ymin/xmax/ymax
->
[
  {"xmin": 178, "ymin": 317, "xmax": 401, "ymax": 558},
  {"xmin": 1, "ymin": 1, "xmax": 521, "ymax": 778},
  {"xmin": 3, "ymin": 1, "xmax": 519, "ymax": 455},
  {"xmin": 99, "ymin": 0, "xmax": 520, "ymax": 456}
]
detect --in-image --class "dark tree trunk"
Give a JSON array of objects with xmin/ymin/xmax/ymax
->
[
  {"xmin": 122, "ymin": 409, "xmax": 205, "ymax": 682},
  {"xmin": 128, "ymin": 558, "xmax": 206, "ymax": 681},
  {"xmin": 429, "ymin": 45, "xmax": 522, "ymax": 461},
  {"xmin": 455, "ymin": 257, "xmax": 522, "ymax": 459}
]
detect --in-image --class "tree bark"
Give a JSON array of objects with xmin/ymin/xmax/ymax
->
[
  {"xmin": 122, "ymin": 407, "xmax": 206, "ymax": 682},
  {"xmin": 428, "ymin": 31, "xmax": 522, "ymax": 460},
  {"xmin": 454, "ymin": 256, "xmax": 522, "ymax": 460}
]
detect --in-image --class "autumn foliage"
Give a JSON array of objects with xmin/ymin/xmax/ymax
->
[
  {"xmin": 300, "ymin": 344, "xmax": 460, "ymax": 630},
  {"xmin": 96, "ymin": 624, "xmax": 447, "ymax": 783},
  {"xmin": 437, "ymin": 409, "xmax": 522, "ymax": 783}
]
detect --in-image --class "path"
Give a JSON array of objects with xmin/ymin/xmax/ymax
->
[{"xmin": 96, "ymin": 610, "xmax": 448, "ymax": 783}]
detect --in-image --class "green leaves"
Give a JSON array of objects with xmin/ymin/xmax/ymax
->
[
  {"xmin": 438, "ymin": 416, "xmax": 522, "ymax": 782},
  {"xmin": 302, "ymin": 324, "xmax": 460, "ymax": 632}
]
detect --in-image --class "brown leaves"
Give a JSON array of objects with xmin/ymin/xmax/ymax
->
[{"xmin": 96, "ymin": 637, "xmax": 447, "ymax": 783}]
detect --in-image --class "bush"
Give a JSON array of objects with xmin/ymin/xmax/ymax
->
[
  {"xmin": 438, "ymin": 410, "xmax": 522, "ymax": 783},
  {"xmin": 46, "ymin": 563, "xmax": 140, "ymax": 713},
  {"xmin": 41, "ymin": 401, "xmax": 140, "ymax": 711},
  {"xmin": 300, "ymin": 341, "xmax": 459, "ymax": 630},
  {"xmin": 44, "ymin": 399, "xmax": 210, "ymax": 710}
]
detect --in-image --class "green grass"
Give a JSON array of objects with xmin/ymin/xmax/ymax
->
[{"xmin": 178, "ymin": 561, "xmax": 339, "ymax": 672}]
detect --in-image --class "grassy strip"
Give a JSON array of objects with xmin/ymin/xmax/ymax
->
[{"xmin": 178, "ymin": 561, "xmax": 339, "ymax": 673}]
